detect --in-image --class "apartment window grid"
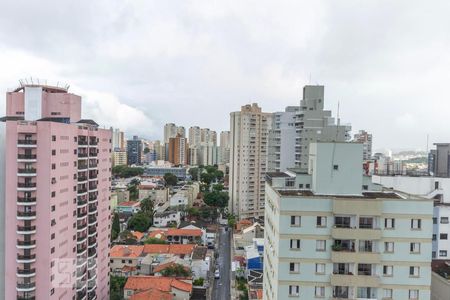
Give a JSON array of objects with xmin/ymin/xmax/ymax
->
[
  {"xmin": 383, "ymin": 265, "xmax": 393, "ymax": 276},
  {"xmin": 410, "ymin": 242, "xmax": 420, "ymax": 254},
  {"xmin": 441, "ymin": 217, "xmax": 449, "ymax": 224},
  {"xmin": 411, "ymin": 219, "xmax": 422, "ymax": 230},
  {"xmin": 289, "ymin": 262, "xmax": 300, "ymax": 274},
  {"xmin": 409, "ymin": 289, "xmax": 419, "ymax": 300},
  {"xmin": 316, "ymin": 216, "xmax": 327, "ymax": 227},
  {"xmin": 290, "ymin": 216, "xmax": 301, "ymax": 227},
  {"xmin": 384, "ymin": 218, "xmax": 395, "ymax": 229},
  {"xmin": 384, "ymin": 242, "xmax": 394, "ymax": 253},
  {"xmin": 409, "ymin": 266, "xmax": 420, "ymax": 277},
  {"xmin": 290, "ymin": 239, "xmax": 301, "ymax": 250},
  {"xmin": 289, "ymin": 285, "xmax": 299, "ymax": 297},
  {"xmin": 315, "ymin": 286, "xmax": 325, "ymax": 297}
]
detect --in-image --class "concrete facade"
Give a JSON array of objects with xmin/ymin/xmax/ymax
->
[
  {"xmin": 263, "ymin": 143, "xmax": 433, "ymax": 300},
  {"xmin": 2, "ymin": 83, "xmax": 111, "ymax": 300},
  {"xmin": 229, "ymin": 103, "xmax": 272, "ymax": 219}
]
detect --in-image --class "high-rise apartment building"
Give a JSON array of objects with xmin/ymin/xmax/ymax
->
[
  {"xmin": 200, "ymin": 128, "xmax": 217, "ymax": 145},
  {"xmin": 153, "ymin": 140, "xmax": 165, "ymax": 161},
  {"xmin": 0, "ymin": 82, "xmax": 111, "ymax": 300},
  {"xmin": 188, "ymin": 126, "xmax": 201, "ymax": 147},
  {"xmin": 219, "ymin": 131, "xmax": 231, "ymax": 165},
  {"xmin": 263, "ymin": 142, "xmax": 433, "ymax": 300},
  {"xmin": 163, "ymin": 123, "xmax": 177, "ymax": 144},
  {"xmin": 127, "ymin": 136, "xmax": 142, "ymax": 165},
  {"xmin": 429, "ymin": 143, "xmax": 450, "ymax": 178},
  {"xmin": 294, "ymin": 85, "xmax": 351, "ymax": 170},
  {"xmin": 176, "ymin": 126, "xmax": 186, "ymax": 138},
  {"xmin": 354, "ymin": 130, "xmax": 373, "ymax": 160},
  {"xmin": 168, "ymin": 134, "xmax": 189, "ymax": 166},
  {"xmin": 110, "ymin": 127, "xmax": 125, "ymax": 151},
  {"xmin": 229, "ymin": 103, "xmax": 272, "ymax": 219},
  {"xmin": 112, "ymin": 150, "xmax": 127, "ymax": 167},
  {"xmin": 268, "ymin": 106, "xmax": 299, "ymax": 172}
]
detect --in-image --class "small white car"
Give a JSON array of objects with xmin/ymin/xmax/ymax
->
[{"xmin": 214, "ymin": 269, "xmax": 220, "ymax": 279}]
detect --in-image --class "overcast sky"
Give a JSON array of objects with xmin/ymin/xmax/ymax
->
[{"xmin": 0, "ymin": 0, "xmax": 449, "ymax": 151}]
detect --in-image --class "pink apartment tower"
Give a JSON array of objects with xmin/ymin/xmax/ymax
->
[{"xmin": 0, "ymin": 82, "xmax": 112, "ymax": 300}]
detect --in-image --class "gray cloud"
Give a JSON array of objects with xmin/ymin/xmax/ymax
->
[{"xmin": 0, "ymin": 0, "xmax": 449, "ymax": 150}]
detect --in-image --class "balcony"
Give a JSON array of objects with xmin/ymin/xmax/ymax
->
[
  {"xmin": 89, "ymin": 140, "xmax": 98, "ymax": 146},
  {"xmin": 332, "ymin": 227, "xmax": 381, "ymax": 240},
  {"xmin": 78, "ymin": 164, "xmax": 88, "ymax": 171},
  {"xmin": 17, "ymin": 169, "xmax": 37, "ymax": 176},
  {"xmin": 17, "ymin": 197, "xmax": 36, "ymax": 205},
  {"xmin": 17, "ymin": 253, "xmax": 36, "ymax": 264},
  {"xmin": 16, "ymin": 239, "xmax": 36, "ymax": 250},
  {"xmin": 16, "ymin": 282, "xmax": 36, "ymax": 292},
  {"xmin": 78, "ymin": 153, "xmax": 89, "ymax": 158},
  {"xmin": 88, "ymin": 205, "xmax": 97, "ymax": 214},
  {"xmin": 17, "ymin": 154, "xmax": 37, "ymax": 161},
  {"xmin": 88, "ymin": 226, "xmax": 96, "ymax": 237},
  {"xmin": 77, "ymin": 188, "xmax": 88, "ymax": 195},
  {"xmin": 17, "ymin": 226, "xmax": 36, "ymax": 234},
  {"xmin": 88, "ymin": 216, "xmax": 97, "ymax": 225},
  {"xmin": 88, "ymin": 162, "xmax": 98, "ymax": 169},
  {"xmin": 78, "ymin": 176, "xmax": 88, "ymax": 182},
  {"xmin": 17, "ymin": 183, "xmax": 36, "ymax": 191},
  {"xmin": 78, "ymin": 140, "xmax": 88, "ymax": 146},
  {"xmin": 77, "ymin": 211, "xmax": 88, "ymax": 219},
  {"xmin": 89, "ymin": 151, "xmax": 98, "ymax": 157},
  {"xmin": 17, "ymin": 211, "xmax": 36, "ymax": 220},
  {"xmin": 77, "ymin": 222, "xmax": 88, "ymax": 232},
  {"xmin": 17, "ymin": 268, "xmax": 36, "ymax": 277},
  {"xmin": 17, "ymin": 140, "xmax": 37, "ymax": 147},
  {"xmin": 77, "ymin": 245, "xmax": 87, "ymax": 254},
  {"xmin": 332, "ymin": 250, "xmax": 380, "ymax": 264},
  {"xmin": 78, "ymin": 198, "xmax": 88, "ymax": 206},
  {"xmin": 331, "ymin": 274, "xmax": 380, "ymax": 288}
]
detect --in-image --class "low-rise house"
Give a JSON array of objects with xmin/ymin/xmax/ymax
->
[
  {"xmin": 117, "ymin": 201, "xmax": 141, "ymax": 214},
  {"xmin": 110, "ymin": 245, "xmax": 144, "ymax": 276},
  {"xmin": 138, "ymin": 184, "xmax": 169, "ymax": 205},
  {"xmin": 130, "ymin": 231, "xmax": 145, "ymax": 242},
  {"xmin": 124, "ymin": 276, "xmax": 192, "ymax": 300},
  {"xmin": 170, "ymin": 192, "xmax": 189, "ymax": 208},
  {"xmin": 153, "ymin": 211, "xmax": 181, "ymax": 227},
  {"xmin": 166, "ymin": 228, "xmax": 203, "ymax": 245},
  {"xmin": 431, "ymin": 260, "xmax": 450, "ymax": 300},
  {"xmin": 191, "ymin": 246, "xmax": 211, "ymax": 279}
]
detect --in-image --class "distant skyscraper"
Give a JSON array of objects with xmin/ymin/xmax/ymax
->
[
  {"xmin": 0, "ymin": 82, "xmax": 111, "ymax": 300},
  {"xmin": 294, "ymin": 85, "xmax": 351, "ymax": 170},
  {"xmin": 127, "ymin": 136, "xmax": 142, "ymax": 165},
  {"xmin": 111, "ymin": 127, "xmax": 125, "ymax": 151},
  {"xmin": 164, "ymin": 123, "xmax": 177, "ymax": 143},
  {"xmin": 354, "ymin": 130, "xmax": 373, "ymax": 160},
  {"xmin": 153, "ymin": 140, "xmax": 166, "ymax": 161},
  {"xmin": 168, "ymin": 134, "xmax": 189, "ymax": 166},
  {"xmin": 188, "ymin": 126, "xmax": 201, "ymax": 147},
  {"xmin": 229, "ymin": 103, "xmax": 272, "ymax": 219},
  {"xmin": 176, "ymin": 126, "xmax": 186, "ymax": 138},
  {"xmin": 219, "ymin": 131, "xmax": 231, "ymax": 165},
  {"xmin": 268, "ymin": 106, "xmax": 299, "ymax": 172},
  {"xmin": 200, "ymin": 128, "xmax": 217, "ymax": 145},
  {"xmin": 429, "ymin": 143, "xmax": 450, "ymax": 178}
]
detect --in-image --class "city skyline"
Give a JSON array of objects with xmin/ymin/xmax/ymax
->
[{"xmin": 1, "ymin": 1, "xmax": 450, "ymax": 150}]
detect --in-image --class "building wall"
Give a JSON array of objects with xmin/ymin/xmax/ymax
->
[
  {"xmin": 431, "ymin": 271, "xmax": 450, "ymax": 300},
  {"xmin": 229, "ymin": 103, "xmax": 272, "ymax": 219},
  {"xmin": 0, "ymin": 121, "xmax": 5, "ymax": 299}
]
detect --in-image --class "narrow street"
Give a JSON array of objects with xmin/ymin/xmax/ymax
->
[{"xmin": 212, "ymin": 226, "xmax": 231, "ymax": 300}]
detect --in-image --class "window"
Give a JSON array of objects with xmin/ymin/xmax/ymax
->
[
  {"xmin": 50, "ymin": 288, "xmax": 55, "ymax": 295},
  {"xmin": 316, "ymin": 240, "xmax": 326, "ymax": 251},
  {"xmin": 316, "ymin": 216, "xmax": 327, "ymax": 227},
  {"xmin": 383, "ymin": 289, "xmax": 393, "ymax": 299},
  {"xmin": 358, "ymin": 263, "xmax": 372, "ymax": 276},
  {"xmin": 315, "ymin": 263, "xmax": 325, "ymax": 274},
  {"xmin": 409, "ymin": 289, "xmax": 419, "ymax": 299},
  {"xmin": 385, "ymin": 218, "xmax": 395, "ymax": 229},
  {"xmin": 52, "ymin": 135, "xmax": 56, "ymax": 142},
  {"xmin": 432, "ymin": 251, "xmax": 436, "ymax": 258},
  {"xmin": 383, "ymin": 265, "xmax": 393, "ymax": 276},
  {"xmin": 433, "ymin": 234, "xmax": 437, "ymax": 240},
  {"xmin": 411, "ymin": 219, "xmax": 421, "ymax": 229},
  {"xmin": 439, "ymin": 250, "xmax": 448, "ymax": 257},
  {"xmin": 433, "ymin": 217, "xmax": 437, "ymax": 224},
  {"xmin": 410, "ymin": 242, "xmax": 420, "ymax": 254},
  {"xmin": 52, "ymin": 163, "xmax": 56, "ymax": 170},
  {"xmin": 315, "ymin": 286, "xmax": 325, "ymax": 297},
  {"xmin": 51, "ymin": 233, "xmax": 55, "ymax": 240},
  {"xmin": 384, "ymin": 242, "xmax": 394, "ymax": 253},
  {"xmin": 52, "ymin": 149, "xmax": 56, "ymax": 156},
  {"xmin": 441, "ymin": 217, "xmax": 449, "ymax": 224},
  {"xmin": 51, "ymin": 205, "xmax": 55, "ymax": 212},
  {"xmin": 51, "ymin": 219, "xmax": 56, "ymax": 226},
  {"xmin": 289, "ymin": 262, "xmax": 300, "ymax": 273},
  {"xmin": 289, "ymin": 285, "xmax": 299, "ymax": 297},
  {"xmin": 362, "ymin": 184, "xmax": 369, "ymax": 190},
  {"xmin": 290, "ymin": 216, "xmax": 301, "ymax": 227},
  {"xmin": 299, "ymin": 184, "xmax": 304, "ymax": 189},
  {"xmin": 121, "ymin": 260, "xmax": 125, "ymax": 263},
  {"xmin": 305, "ymin": 184, "xmax": 311, "ymax": 189},
  {"xmin": 290, "ymin": 239, "xmax": 301, "ymax": 250},
  {"xmin": 333, "ymin": 165, "xmax": 339, "ymax": 170},
  {"xmin": 409, "ymin": 266, "xmax": 420, "ymax": 277},
  {"xmin": 51, "ymin": 247, "xmax": 55, "ymax": 254},
  {"xmin": 51, "ymin": 191, "xmax": 56, "ymax": 198},
  {"xmin": 440, "ymin": 233, "xmax": 448, "ymax": 240}
]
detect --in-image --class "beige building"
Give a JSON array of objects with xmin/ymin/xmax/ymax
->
[
  {"xmin": 113, "ymin": 150, "xmax": 127, "ymax": 166},
  {"xmin": 138, "ymin": 186, "xmax": 169, "ymax": 206},
  {"xmin": 229, "ymin": 103, "xmax": 272, "ymax": 219}
]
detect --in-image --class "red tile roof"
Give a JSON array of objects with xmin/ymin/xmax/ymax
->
[
  {"xmin": 131, "ymin": 231, "xmax": 145, "ymax": 240},
  {"xmin": 166, "ymin": 228, "xmax": 202, "ymax": 237},
  {"xmin": 118, "ymin": 201, "xmax": 140, "ymax": 207},
  {"xmin": 110, "ymin": 245, "xmax": 144, "ymax": 258},
  {"xmin": 124, "ymin": 276, "xmax": 192, "ymax": 293},
  {"xmin": 130, "ymin": 289, "xmax": 173, "ymax": 300},
  {"xmin": 132, "ymin": 289, "xmax": 173, "ymax": 300},
  {"xmin": 153, "ymin": 261, "xmax": 190, "ymax": 273},
  {"xmin": 143, "ymin": 244, "xmax": 195, "ymax": 256}
]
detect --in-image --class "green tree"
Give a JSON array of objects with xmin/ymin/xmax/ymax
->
[
  {"xmin": 127, "ymin": 212, "xmax": 151, "ymax": 232},
  {"xmin": 188, "ymin": 167, "xmax": 200, "ymax": 181},
  {"xmin": 160, "ymin": 264, "xmax": 191, "ymax": 277},
  {"xmin": 113, "ymin": 166, "xmax": 144, "ymax": 178},
  {"xmin": 111, "ymin": 212, "xmax": 120, "ymax": 241},
  {"xmin": 228, "ymin": 214, "xmax": 236, "ymax": 228},
  {"xmin": 127, "ymin": 178, "xmax": 140, "ymax": 201},
  {"xmin": 140, "ymin": 197, "xmax": 154, "ymax": 216},
  {"xmin": 200, "ymin": 172, "xmax": 215, "ymax": 186},
  {"xmin": 144, "ymin": 147, "xmax": 150, "ymax": 154},
  {"xmin": 144, "ymin": 237, "xmax": 168, "ymax": 244},
  {"xmin": 193, "ymin": 277, "xmax": 204, "ymax": 286},
  {"xmin": 110, "ymin": 275, "xmax": 127, "ymax": 300},
  {"xmin": 164, "ymin": 173, "xmax": 178, "ymax": 186},
  {"xmin": 203, "ymin": 190, "xmax": 229, "ymax": 208}
]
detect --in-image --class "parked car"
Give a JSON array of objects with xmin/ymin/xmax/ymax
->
[{"xmin": 214, "ymin": 269, "xmax": 220, "ymax": 279}]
